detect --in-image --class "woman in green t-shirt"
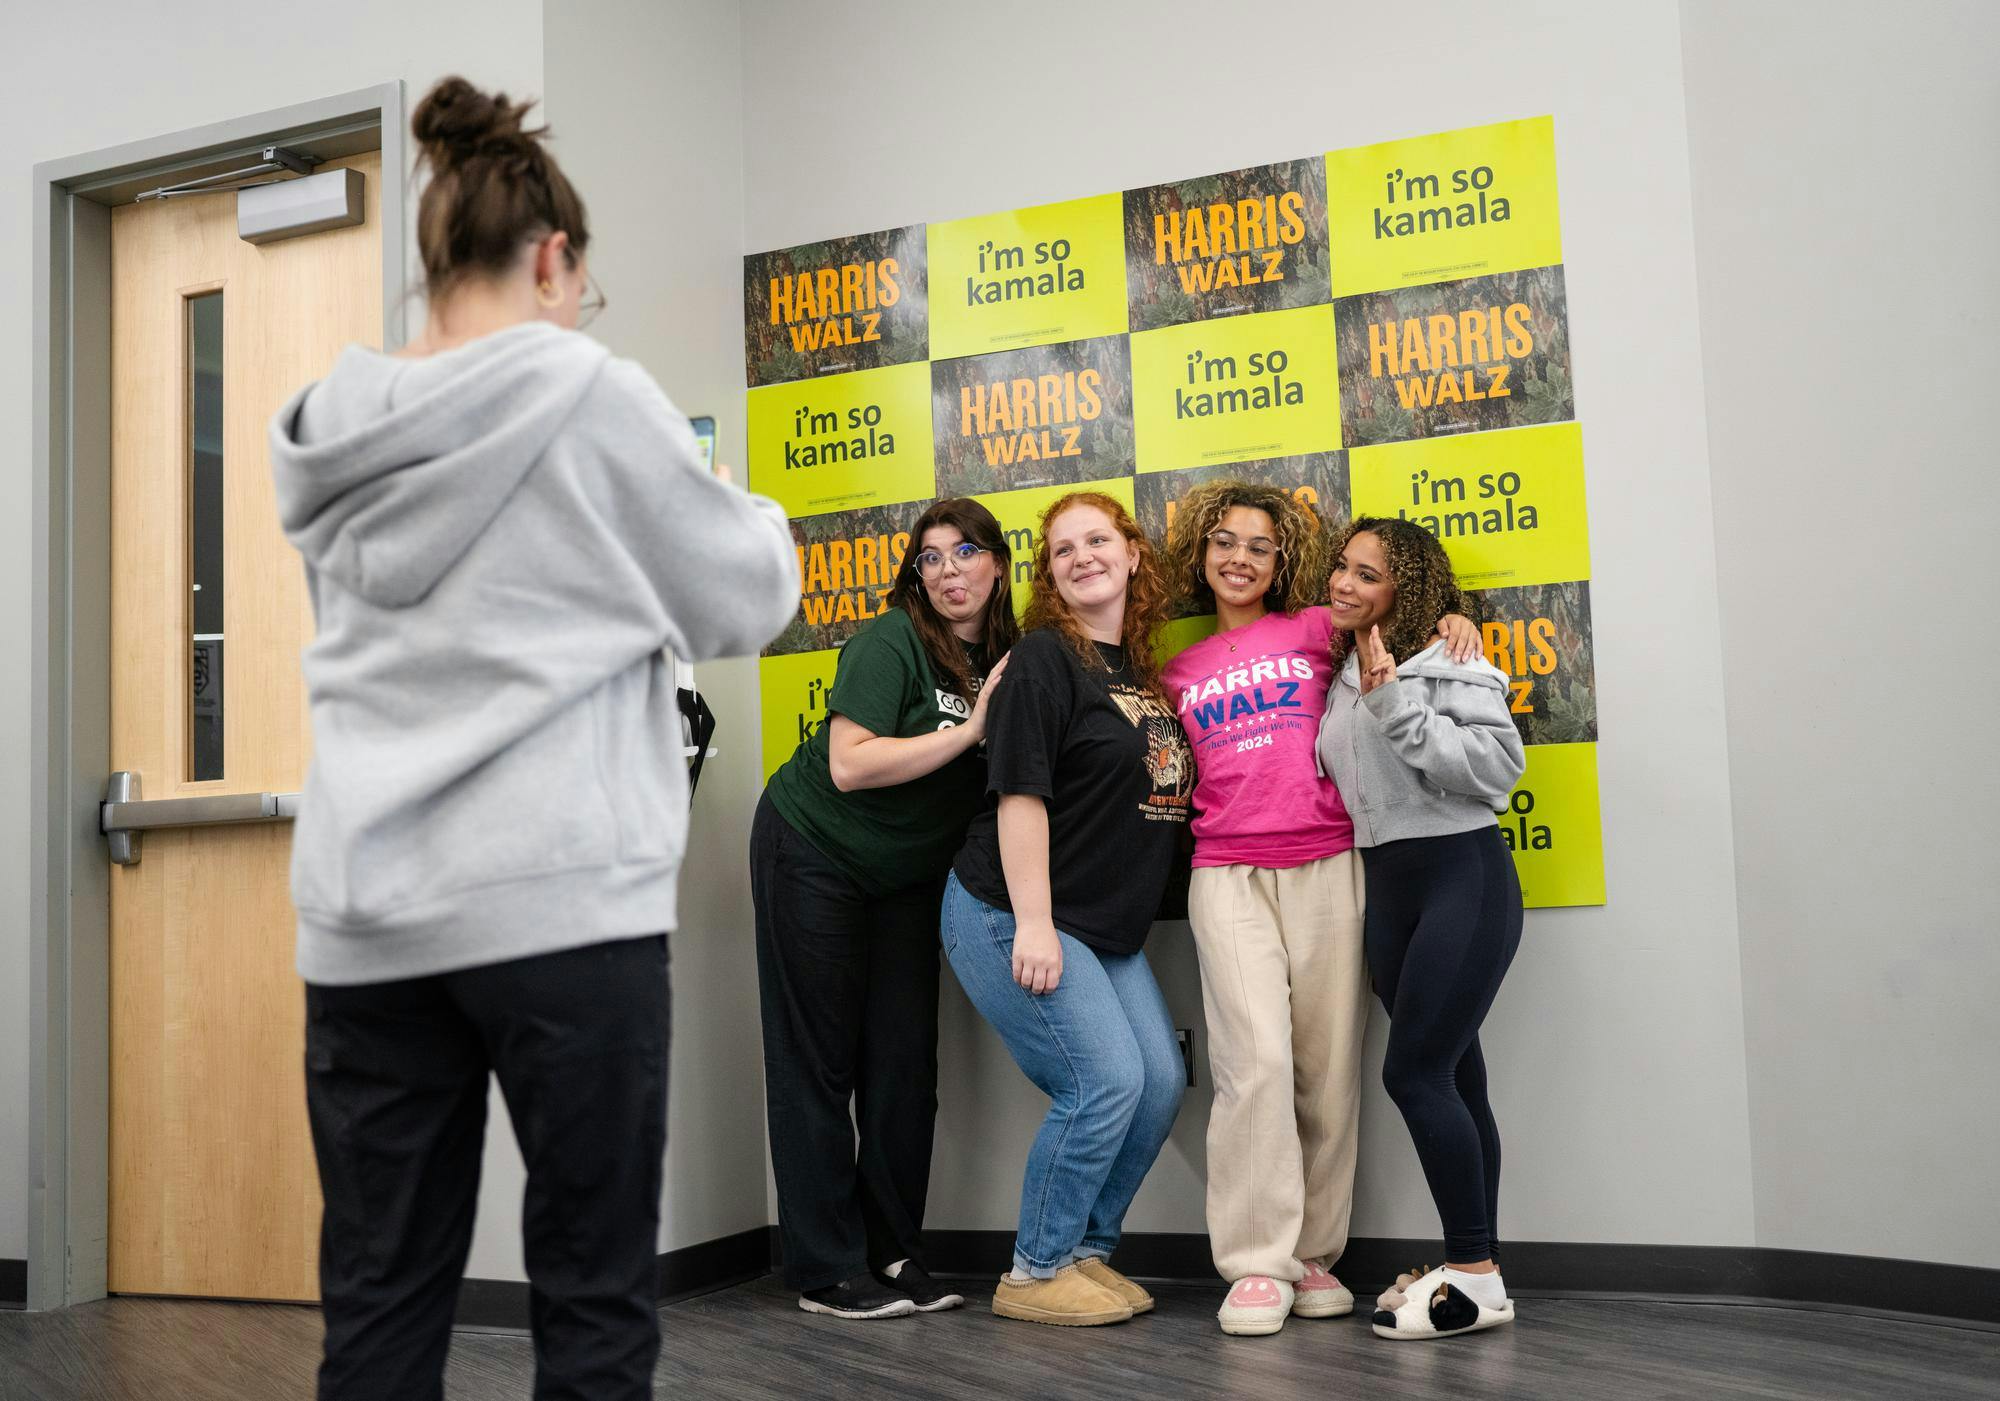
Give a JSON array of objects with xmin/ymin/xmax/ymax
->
[{"xmin": 752, "ymin": 497, "xmax": 1018, "ymax": 1320}]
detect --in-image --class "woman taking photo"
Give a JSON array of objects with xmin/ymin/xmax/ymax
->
[
  {"xmin": 271, "ymin": 77, "xmax": 799, "ymax": 1399},
  {"xmin": 754, "ymin": 498, "xmax": 1016, "ymax": 1320},
  {"xmin": 1315, "ymin": 516, "xmax": 1527, "ymax": 1342},
  {"xmin": 1160, "ymin": 480, "xmax": 1476, "ymax": 1337},
  {"xmin": 942, "ymin": 491, "xmax": 1191, "ymax": 1328}
]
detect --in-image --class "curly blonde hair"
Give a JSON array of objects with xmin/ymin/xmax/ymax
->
[
  {"xmin": 1024, "ymin": 491, "xmax": 1173, "ymax": 695},
  {"xmin": 1324, "ymin": 516, "xmax": 1479, "ymax": 665},
  {"xmin": 1161, "ymin": 479, "xmax": 1326, "ymax": 616}
]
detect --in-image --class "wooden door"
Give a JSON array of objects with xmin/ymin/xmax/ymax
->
[{"xmin": 107, "ymin": 151, "xmax": 381, "ymax": 1300}]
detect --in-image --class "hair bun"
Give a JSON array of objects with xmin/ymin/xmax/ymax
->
[{"xmin": 412, "ymin": 75, "xmax": 537, "ymax": 166}]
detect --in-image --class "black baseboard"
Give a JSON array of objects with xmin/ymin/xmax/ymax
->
[
  {"xmin": 917, "ymin": 1232, "xmax": 2000, "ymax": 1328},
  {"xmin": 453, "ymin": 1226, "xmax": 772, "ymax": 1331},
  {"xmin": 10, "ymin": 1228, "xmax": 1985, "ymax": 1327}
]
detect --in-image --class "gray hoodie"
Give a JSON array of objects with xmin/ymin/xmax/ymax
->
[
  {"xmin": 1314, "ymin": 640, "xmax": 1527, "ymax": 848},
  {"xmin": 269, "ymin": 322, "xmax": 799, "ymax": 984}
]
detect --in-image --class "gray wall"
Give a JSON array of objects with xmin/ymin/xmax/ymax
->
[
  {"xmin": 1681, "ymin": 0, "xmax": 2000, "ymax": 1266},
  {"xmin": 543, "ymin": 0, "xmax": 774, "ymax": 1256},
  {"xmin": 738, "ymin": 0, "xmax": 1760, "ymax": 1249}
]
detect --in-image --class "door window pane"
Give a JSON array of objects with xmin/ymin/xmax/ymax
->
[{"xmin": 188, "ymin": 290, "xmax": 224, "ymax": 781}]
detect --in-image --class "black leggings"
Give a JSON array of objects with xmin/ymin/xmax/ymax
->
[{"xmin": 1362, "ymin": 825, "xmax": 1522, "ymax": 1263}]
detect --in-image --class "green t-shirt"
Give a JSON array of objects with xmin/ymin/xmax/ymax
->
[{"xmin": 766, "ymin": 607, "xmax": 991, "ymax": 896}]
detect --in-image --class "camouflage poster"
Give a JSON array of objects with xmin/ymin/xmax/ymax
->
[
  {"xmin": 1336, "ymin": 265, "xmax": 1573, "ymax": 445},
  {"xmin": 1124, "ymin": 158, "xmax": 1331, "ymax": 332},
  {"xmin": 930, "ymin": 336, "xmax": 1135, "ymax": 497},
  {"xmin": 1470, "ymin": 580, "xmax": 1598, "ymax": 746},
  {"xmin": 743, "ymin": 225, "xmax": 928, "ymax": 387},
  {"xmin": 763, "ymin": 500, "xmax": 929, "ymax": 658}
]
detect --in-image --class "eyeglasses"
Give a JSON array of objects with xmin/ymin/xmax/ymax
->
[
  {"xmin": 913, "ymin": 541, "xmax": 989, "ymax": 578},
  {"xmin": 577, "ymin": 272, "xmax": 607, "ymax": 330},
  {"xmin": 1207, "ymin": 530, "xmax": 1278, "ymax": 562}
]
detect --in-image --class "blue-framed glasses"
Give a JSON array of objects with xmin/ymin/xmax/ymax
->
[{"xmin": 913, "ymin": 542, "xmax": 989, "ymax": 578}]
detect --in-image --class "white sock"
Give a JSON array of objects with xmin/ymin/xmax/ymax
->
[
  {"xmin": 883, "ymin": 1259, "xmax": 907, "ymax": 1280},
  {"xmin": 1006, "ymin": 1268, "xmax": 1033, "ymax": 1283},
  {"xmin": 1442, "ymin": 1266, "xmax": 1506, "ymax": 1310}
]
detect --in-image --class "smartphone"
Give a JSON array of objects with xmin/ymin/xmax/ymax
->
[{"xmin": 688, "ymin": 415, "xmax": 717, "ymax": 474}]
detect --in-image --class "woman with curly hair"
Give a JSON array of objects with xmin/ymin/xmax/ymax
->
[
  {"xmin": 943, "ymin": 491, "xmax": 1192, "ymax": 1328},
  {"xmin": 1316, "ymin": 516, "xmax": 1526, "ymax": 1343},
  {"xmin": 1159, "ymin": 481, "xmax": 1476, "ymax": 1336}
]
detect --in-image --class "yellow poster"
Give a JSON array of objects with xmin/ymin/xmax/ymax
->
[
  {"xmin": 1503, "ymin": 741, "xmax": 1604, "ymax": 908},
  {"xmin": 758, "ymin": 649, "xmax": 842, "ymax": 783},
  {"xmin": 1348, "ymin": 422, "xmax": 1589, "ymax": 589},
  {"xmin": 1326, "ymin": 116, "xmax": 1562, "ymax": 296},
  {"xmin": 978, "ymin": 476, "xmax": 1137, "ymax": 619},
  {"xmin": 1130, "ymin": 305, "xmax": 1342, "ymax": 474},
  {"xmin": 1156, "ymin": 612, "xmax": 1219, "ymax": 666},
  {"xmin": 927, "ymin": 195, "xmax": 1130, "ymax": 361},
  {"xmin": 747, "ymin": 361, "xmax": 936, "ymax": 518}
]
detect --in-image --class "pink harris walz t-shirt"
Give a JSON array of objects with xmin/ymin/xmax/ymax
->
[{"xmin": 1162, "ymin": 606, "xmax": 1354, "ymax": 869}]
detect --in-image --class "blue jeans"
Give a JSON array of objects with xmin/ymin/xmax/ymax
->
[{"xmin": 940, "ymin": 871, "xmax": 1185, "ymax": 1278}]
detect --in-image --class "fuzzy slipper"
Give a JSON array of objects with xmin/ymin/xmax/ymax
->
[{"xmin": 1371, "ymin": 1266, "xmax": 1514, "ymax": 1341}]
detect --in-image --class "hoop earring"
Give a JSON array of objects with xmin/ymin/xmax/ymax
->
[{"xmin": 536, "ymin": 279, "xmax": 563, "ymax": 309}]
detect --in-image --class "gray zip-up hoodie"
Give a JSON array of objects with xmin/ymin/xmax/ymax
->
[
  {"xmin": 269, "ymin": 321, "xmax": 799, "ymax": 984},
  {"xmin": 1315, "ymin": 640, "xmax": 1527, "ymax": 847}
]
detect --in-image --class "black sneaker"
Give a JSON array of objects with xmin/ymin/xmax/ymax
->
[
  {"xmin": 875, "ymin": 1260, "xmax": 965, "ymax": 1312},
  {"xmin": 798, "ymin": 1273, "xmax": 918, "ymax": 1319}
]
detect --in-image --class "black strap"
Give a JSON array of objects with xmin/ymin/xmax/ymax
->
[{"xmin": 677, "ymin": 687, "xmax": 716, "ymax": 801}]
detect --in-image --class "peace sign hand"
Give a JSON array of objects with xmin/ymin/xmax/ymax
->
[{"xmin": 1358, "ymin": 624, "xmax": 1397, "ymax": 695}]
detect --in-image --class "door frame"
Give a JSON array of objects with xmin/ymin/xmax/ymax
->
[{"xmin": 28, "ymin": 84, "xmax": 406, "ymax": 1312}]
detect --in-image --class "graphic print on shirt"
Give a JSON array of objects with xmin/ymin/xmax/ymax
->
[
  {"xmin": 933, "ymin": 658, "xmax": 993, "ymax": 731},
  {"xmin": 1109, "ymin": 684, "xmax": 1195, "ymax": 820},
  {"xmin": 1174, "ymin": 650, "xmax": 1318, "ymax": 763}
]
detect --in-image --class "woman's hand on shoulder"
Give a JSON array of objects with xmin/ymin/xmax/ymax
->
[
  {"xmin": 1434, "ymin": 611, "xmax": 1480, "ymax": 664},
  {"xmin": 1011, "ymin": 917, "xmax": 1063, "ymax": 995},
  {"xmin": 967, "ymin": 653, "xmax": 1011, "ymax": 742}
]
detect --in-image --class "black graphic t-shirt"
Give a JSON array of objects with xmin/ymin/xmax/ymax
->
[
  {"xmin": 953, "ymin": 628, "xmax": 1193, "ymax": 954},
  {"xmin": 767, "ymin": 607, "xmax": 992, "ymax": 897}
]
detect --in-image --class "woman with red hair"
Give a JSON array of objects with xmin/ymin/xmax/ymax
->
[{"xmin": 942, "ymin": 492, "xmax": 1192, "ymax": 1329}]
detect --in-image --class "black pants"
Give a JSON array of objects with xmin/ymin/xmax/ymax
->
[
  {"xmin": 750, "ymin": 792, "xmax": 943, "ymax": 1292},
  {"xmin": 306, "ymin": 935, "xmax": 670, "ymax": 1401},
  {"xmin": 1362, "ymin": 826, "xmax": 1522, "ymax": 1262}
]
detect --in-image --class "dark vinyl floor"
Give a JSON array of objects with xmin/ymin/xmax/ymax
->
[{"xmin": 2, "ymin": 1275, "xmax": 1995, "ymax": 1400}]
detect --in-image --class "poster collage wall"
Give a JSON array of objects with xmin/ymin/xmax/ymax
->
[{"xmin": 744, "ymin": 116, "xmax": 1604, "ymax": 907}]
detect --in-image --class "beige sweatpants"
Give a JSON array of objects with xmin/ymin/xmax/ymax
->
[{"xmin": 1189, "ymin": 852, "xmax": 1369, "ymax": 1283}]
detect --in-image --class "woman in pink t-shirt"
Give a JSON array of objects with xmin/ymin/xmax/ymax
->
[{"xmin": 1159, "ymin": 480, "xmax": 1477, "ymax": 1336}]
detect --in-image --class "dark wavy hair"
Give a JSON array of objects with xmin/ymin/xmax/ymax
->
[
  {"xmin": 1162, "ymin": 478, "xmax": 1327, "ymax": 616},
  {"xmin": 1023, "ymin": 491, "xmax": 1173, "ymax": 696},
  {"xmin": 1324, "ymin": 515, "xmax": 1480, "ymax": 665},
  {"xmin": 886, "ymin": 498, "xmax": 1018, "ymax": 699},
  {"xmin": 411, "ymin": 76, "xmax": 590, "ymax": 298}
]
